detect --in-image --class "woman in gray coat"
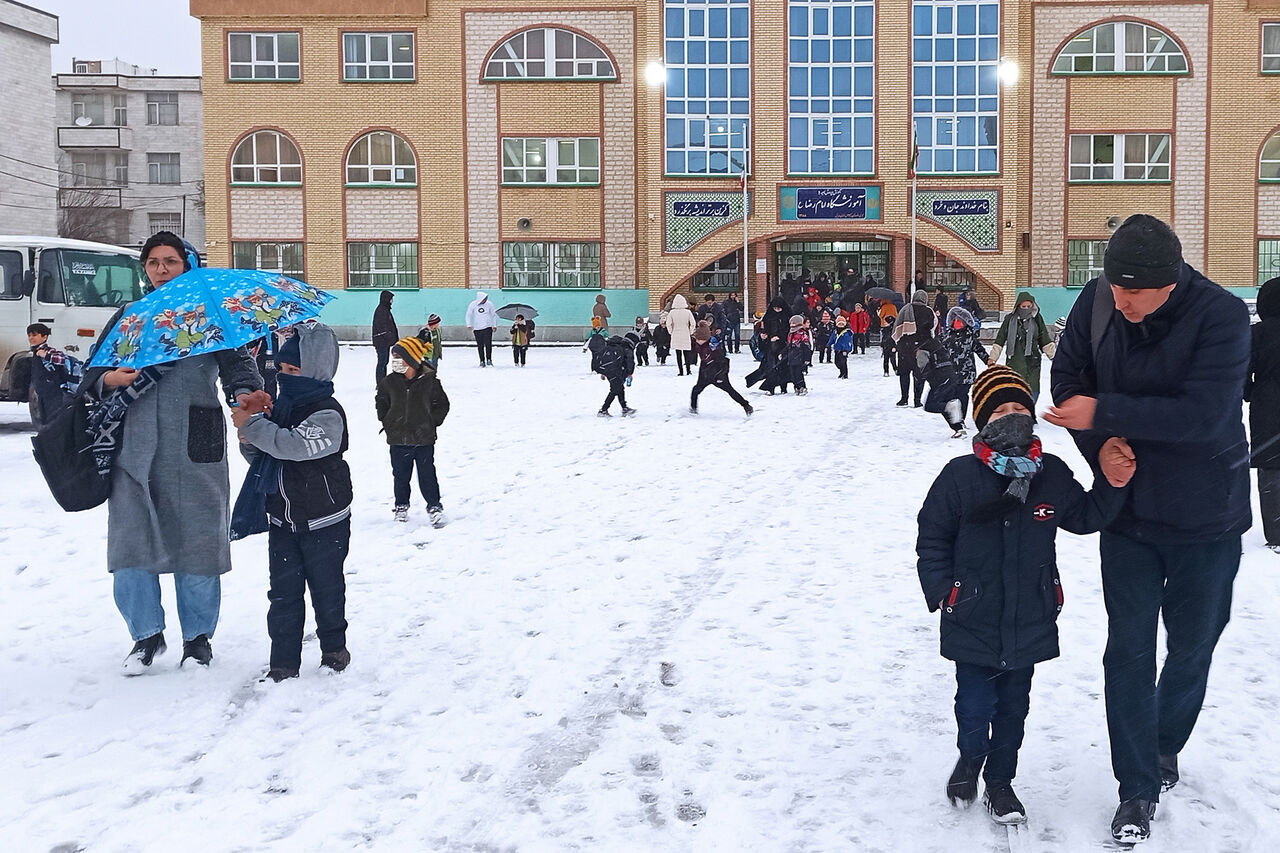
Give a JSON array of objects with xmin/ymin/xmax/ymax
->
[{"xmin": 87, "ymin": 232, "xmax": 264, "ymax": 674}]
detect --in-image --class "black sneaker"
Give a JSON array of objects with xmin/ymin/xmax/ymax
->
[
  {"xmin": 597, "ymin": 409, "xmax": 612, "ymax": 418},
  {"xmin": 181, "ymin": 634, "xmax": 212, "ymax": 668},
  {"xmin": 122, "ymin": 632, "xmax": 167, "ymax": 676},
  {"xmin": 262, "ymin": 667, "xmax": 300, "ymax": 683},
  {"xmin": 621, "ymin": 406, "xmax": 637, "ymax": 417},
  {"xmin": 743, "ymin": 404, "xmax": 753, "ymax": 416},
  {"xmin": 1159, "ymin": 754, "xmax": 1179, "ymax": 792},
  {"xmin": 946, "ymin": 755, "xmax": 983, "ymax": 807},
  {"xmin": 983, "ymin": 783, "xmax": 1027, "ymax": 824},
  {"xmin": 320, "ymin": 648, "xmax": 351, "ymax": 673},
  {"xmin": 895, "ymin": 399, "xmax": 909, "ymax": 407},
  {"xmin": 689, "ymin": 405, "xmax": 698, "ymax": 414},
  {"xmin": 1111, "ymin": 798, "xmax": 1156, "ymax": 843}
]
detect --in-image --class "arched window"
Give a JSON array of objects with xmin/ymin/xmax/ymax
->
[
  {"xmin": 484, "ymin": 28, "xmax": 615, "ymax": 80},
  {"xmin": 346, "ymin": 131, "xmax": 416, "ymax": 185},
  {"xmin": 1261, "ymin": 131, "xmax": 1280, "ymax": 181},
  {"xmin": 230, "ymin": 131, "xmax": 301, "ymax": 184},
  {"xmin": 1052, "ymin": 22, "xmax": 1187, "ymax": 74}
]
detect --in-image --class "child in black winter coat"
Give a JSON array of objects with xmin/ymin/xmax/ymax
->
[
  {"xmin": 880, "ymin": 313, "xmax": 898, "ymax": 376},
  {"xmin": 813, "ymin": 311, "xmax": 835, "ymax": 364},
  {"xmin": 594, "ymin": 334, "xmax": 637, "ymax": 417},
  {"xmin": 652, "ymin": 323, "xmax": 672, "ymax": 365},
  {"xmin": 375, "ymin": 336, "xmax": 451, "ymax": 525},
  {"xmin": 915, "ymin": 366, "xmax": 1130, "ymax": 826},
  {"xmin": 232, "ymin": 323, "xmax": 353, "ymax": 683},
  {"xmin": 632, "ymin": 317, "xmax": 653, "ymax": 366}
]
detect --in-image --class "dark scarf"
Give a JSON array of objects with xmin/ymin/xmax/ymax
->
[
  {"xmin": 86, "ymin": 364, "xmax": 170, "ymax": 476},
  {"xmin": 229, "ymin": 373, "xmax": 334, "ymax": 540},
  {"xmin": 972, "ymin": 414, "xmax": 1043, "ymax": 504}
]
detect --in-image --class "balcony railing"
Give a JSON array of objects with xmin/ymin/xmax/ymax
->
[{"xmin": 57, "ymin": 126, "xmax": 133, "ymax": 150}]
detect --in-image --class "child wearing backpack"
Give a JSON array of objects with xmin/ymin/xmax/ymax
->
[
  {"xmin": 595, "ymin": 333, "xmax": 636, "ymax": 417},
  {"xmin": 231, "ymin": 323, "xmax": 352, "ymax": 683},
  {"xmin": 915, "ymin": 366, "xmax": 1131, "ymax": 826},
  {"xmin": 375, "ymin": 337, "xmax": 451, "ymax": 526}
]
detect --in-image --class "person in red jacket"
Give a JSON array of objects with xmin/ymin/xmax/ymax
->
[{"xmin": 849, "ymin": 303, "xmax": 872, "ymax": 354}]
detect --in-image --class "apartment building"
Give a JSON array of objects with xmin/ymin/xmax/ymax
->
[{"xmin": 0, "ymin": 1, "xmax": 58, "ymax": 236}]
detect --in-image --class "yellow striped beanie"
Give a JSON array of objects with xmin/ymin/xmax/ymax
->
[
  {"xmin": 392, "ymin": 336, "xmax": 428, "ymax": 368},
  {"xmin": 972, "ymin": 366, "xmax": 1035, "ymax": 429}
]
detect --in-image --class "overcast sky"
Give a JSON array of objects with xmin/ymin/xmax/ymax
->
[{"xmin": 38, "ymin": 0, "xmax": 202, "ymax": 76}]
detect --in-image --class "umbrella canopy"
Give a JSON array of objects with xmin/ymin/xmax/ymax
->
[
  {"xmin": 865, "ymin": 287, "xmax": 904, "ymax": 307},
  {"xmin": 86, "ymin": 268, "xmax": 333, "ymax": 370},
  {"xmin": 496, "ymin": 303, "xmax": 538, "ymax": 321}
]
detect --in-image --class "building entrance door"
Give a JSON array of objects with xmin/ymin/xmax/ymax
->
[{"xmin": 776, "ymin": 239, "xmax": 891, "ymax": 293}]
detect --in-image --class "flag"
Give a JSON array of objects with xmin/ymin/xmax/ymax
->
[{"xmin": 909, "ymin": 127, "xmax": 919, "ymax": 179}]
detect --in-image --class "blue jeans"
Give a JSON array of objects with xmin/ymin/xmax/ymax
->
[
  {"xmin": 390, "ymin": 444, "xmax": 441, "ymax": 508},
  {"xmin": 112, "ymin": 569, "xmax": 221, "ymax": 642},
  {"xmin": 954, "ymin": 662, "xmax": 1035, "ymax": 784},
  {"xmin": 1100, "ymin": 532, "xmax": 1240, "ymax": 802}
]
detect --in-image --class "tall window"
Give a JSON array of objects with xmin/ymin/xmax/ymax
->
[
  {"xmin": 228, "ymin": 32, "xmax": 300, "ymax": 81},
  {"xmin": 347, "ymin": 242, "xmax": 418, "ymax": 289},
  {"xmin": 912, "ymin": 0, "xmax": 1001, "ymax": 174},
  {"xmin": 1068, "ymin": 133, "xmax": 1169, "ymax": 181},
  {"xmin": 485, "ymin": 28, "xmax": 615, "ymax": 80},
  {"xmin": 233, "ymin": 242, "xmax": 305, "ymax": 280},
  {"xmin": 343, "ymin": 32, "xmax": 415, "ymax": 80},
  {"xmin": 1052, "ymin": 22, "xmax": 1187, "ymax": 74},
  {"xmin": 501, "ymin": 138, "xmax": 600, "ymax": 184},
  {"xmin": 146, "ymin": 92, "xmax": 178, "ymax": 125},
  {"xmin": 1067, "ymin": 239, "xmax": 1107, "ymax": 286},
  {"xmin": 346, "ymin": 131, "xmax": 416, "ymax": 185},
  {"xmin": 1260, "ymin": 240, "xmax": 1280, "ymax": 286},
  {"xmin": 112, "ymin": 94, "xmax": 128, "ymax": 126},
  {"xmin": 147, "ymin": 153, "xmax": 180, "ymax": 184},
  {"xmin": 502, "ymin": 242, "xmax": 601, "ymax": 288},
  {"xmin": 787, "ymin": 1, "xmax": 875, "ymax": 175},
  {"xmin": 231, "ymin": 131, "xmax": 302, "ymax": 184},
  {"xmin": 663, "ymin": 0, "xmax": 751, "ymax": 176},
  {"xmin": 692, "ymin": 254, "xmax": 739, "ymax": 290},
  {"xmin": 1265, "ymin": 24, "xmax": 1280, "ymax": 72}
]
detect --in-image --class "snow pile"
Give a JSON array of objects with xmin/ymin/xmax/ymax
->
[{"xmin": 0, "ymin": 347, "xmax": 1277, "ymax": 851}]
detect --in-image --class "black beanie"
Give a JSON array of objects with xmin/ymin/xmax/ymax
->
[
  {"xmin": 1103, "ymin": 214, "xmax": 1182, "ymax": 289},
  {"xmin": 275, "ymin": 333, "xmax": 301, "ymax": 369},
  {"xmin": 972, "ymin": 366, "xmax": 1036, "ymax": 430}
]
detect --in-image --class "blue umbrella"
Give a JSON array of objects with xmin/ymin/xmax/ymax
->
[{"xmin": 87, "ymin": 268, "xmax": 333, "ymax": 370}]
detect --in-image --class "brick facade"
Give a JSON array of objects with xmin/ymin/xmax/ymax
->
[
  {"xmin": 230, "ymin": 187, "xmax": 303, "ymax": 239},
  {"xmin": 345, "ymin": 188, "xmax": 418, "ymax": 240}
]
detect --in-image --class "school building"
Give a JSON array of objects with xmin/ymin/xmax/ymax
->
[{"xmin": 188, "ymin": 0, "xmax": 1279, "ymax": 332}]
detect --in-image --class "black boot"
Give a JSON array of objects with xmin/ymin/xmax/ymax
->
[
  {"xmin": 262, "ymin": 667, "xmax": 300, "ymax": 683},
  {"xmin": 122, "ymin": 632, "xmax": 167, "ymax": 676},
  {"xmin": 1111, "ymin": 798, "xmax": 1156, "ymax": 843},
  {"xmin": 946, "ymin": 755, "xmax": 983, "ymax": 806},
  {"xmin": 181, "ymin": 634, "xmax": 213, "ymax": 668},
  {"xmin": 320, "ymin": 648, "xmax": 351, "ymax": 673},
  {"xmin": 1159, "ymin": 753, "xmax": 1179, "ymax": 792},
  {"xmin": 983, "ymin": 783, "xmax": 1026, "ymax": 824}
]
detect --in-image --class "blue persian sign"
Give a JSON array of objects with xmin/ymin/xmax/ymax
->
[
  {"xmin": 931, "ymin": 198, "xmax": 991, "ymax": 217},
  {"xmin": 779, "ymin": 186, "xmax": 882, "ymax": 221},
  {"xmin": 673, "ymin": 201, "xmax": 731, "ymax": 217}
]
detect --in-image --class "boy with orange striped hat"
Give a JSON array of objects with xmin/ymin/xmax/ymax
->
[
  {"xmin": 375, "ymin": 336, "xmax": 451, "ymax": 526},
  {"xmin": 915, "ymin": 365, "xmax": 1131, "ymax": 826}
]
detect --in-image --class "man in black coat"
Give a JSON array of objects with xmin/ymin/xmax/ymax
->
[
  {"xmin": 1246, "ymin": 277, "xmax": 1280, "ymax": 547},
  {"xmin": 722, "ymin": 292, "xmax": 744, "ymax": 353},
  {"xmin": 1047, "ymin": 214, "xmax": 1251, "ymax": 844},
  {"xmin": 371, "ymin": 290, "xmax": 399, "ymax": 384}
]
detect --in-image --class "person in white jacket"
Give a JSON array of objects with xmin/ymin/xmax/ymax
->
[
  {"xmin": 664, "ymin": 294, "xmax": 698, "ymax": 376},
  {"xmin": 465, "ymin": 291, "xmax": 500, "ymax": 367}
]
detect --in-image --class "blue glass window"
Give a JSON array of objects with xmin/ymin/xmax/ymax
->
[
  {"xmin": 665, "ymin": 0, "xmax": 752, "ymax": 176},
  {"xmin": 912, "ymin": 0, "xmax": 1000, "ymax": 174},
  {"xmin": 788, "ymin": 1, "xmax": 876, "ymax": 175}
]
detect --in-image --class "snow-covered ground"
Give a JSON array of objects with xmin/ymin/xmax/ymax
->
[{"xmin": 1, "ymin": 344, "xmax": 1278, "ymax": 852}]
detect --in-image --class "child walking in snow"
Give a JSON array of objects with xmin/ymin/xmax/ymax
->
[
  {"xmin": 829, "ymin": 314, "xmax": 853, "ymax": 379},
  {"xmin": 375, "ymin": 337, "xmax": 451, "ymax": 526},
  {"xmin": 510, "ymin": 314, "xmax": 532, "ymax": 366},
  {"xmin": 915, "ymin": 366, "xmax": 1131, "ymax": 826},
  {"xmin": 633, "ymin": 317, "xmax": 653, "ymax": 366},
  {"xmin": 880, "ymin": 312, "xmax": 898, "ymax": 377},
  {"xmin": 652, "ymin": 321, "xmax": 671, "ymax": 365},
  {"xmin": 594, "ymin": 333, "xmax": 637, "ymax": 417},
  {"xmin": 231, "ymin": 323, "xmax": 352, "ymax": 683},
  {"xmin": 786, "ymin": 315, "xmax": 813, "ymax": 395},
  {"xmin": 814, "ymin": 311, "xmax": 835, "ymax": 364}
]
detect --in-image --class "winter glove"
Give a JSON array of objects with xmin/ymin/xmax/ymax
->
[
  {"xmin": 987, "ymin": 344, "xmax": 1002, "ymax": 365},
  {"xmin": 1042, "ymin": 341, "xmax": 1056, "ymax": 359}
]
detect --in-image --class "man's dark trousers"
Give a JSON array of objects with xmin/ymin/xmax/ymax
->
[
  {"xmin": 954, "ymin": 662, "xmax": 1034, "ymax": 784},
  {"xmin": 473, "ymin": 328, "xmax": 494, "ymax": 364},
  {"xmin": 1100, "ymin": 531, "xmax": 1240, "ymax": 802},
  {"xmin": 267, "ymin": 519, "xmax": 350, "ymax": 671}
]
